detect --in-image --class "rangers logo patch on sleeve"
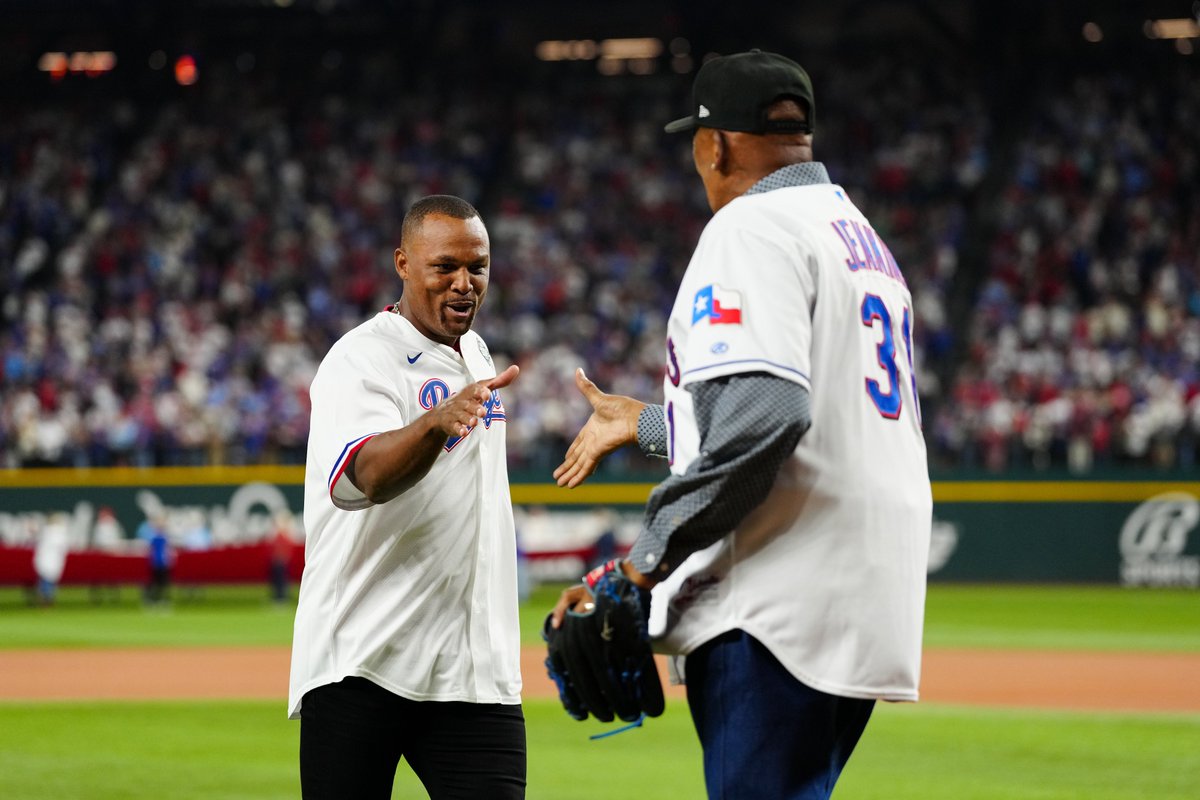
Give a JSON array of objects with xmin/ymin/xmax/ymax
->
[{"xmin": 692, "ymin": 284, "xmax": 743, "ymax": 325}]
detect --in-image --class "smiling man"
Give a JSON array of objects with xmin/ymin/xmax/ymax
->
[{"xmin": 289, "ymin": 195, "xmax": 525, "ymax": 800}]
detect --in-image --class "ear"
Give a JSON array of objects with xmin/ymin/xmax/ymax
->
[
  {"xmin": 394, "ymin": 248, "xmax": 408, "ymax": 280},
  {"xmin": 712, "ymin": 130, "xmax": 728, "ymax": 173}
]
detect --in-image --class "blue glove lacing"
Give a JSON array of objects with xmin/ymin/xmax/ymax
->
[{"xmin": 589, "ymin": 713, "xmax": 646, "ymax": 740}]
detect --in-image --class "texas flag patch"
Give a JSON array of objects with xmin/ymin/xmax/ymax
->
[{"xmin": 692, "ymin": 284, "xmax": 743, "ymax": 325}]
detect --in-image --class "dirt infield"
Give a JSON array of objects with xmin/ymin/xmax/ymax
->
[{"xmin": 2, "ymin": 646, "xmax": 1199, "ymax": 712}]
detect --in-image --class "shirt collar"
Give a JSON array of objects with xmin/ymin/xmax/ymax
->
[{"xmin": 745, "ymin": 162, "xmax": 831, "ymax": 195}]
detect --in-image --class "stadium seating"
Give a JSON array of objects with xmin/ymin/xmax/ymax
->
[{"xmin": 2, "ymin": 41, "xmax": 1196, "ymax": 476}]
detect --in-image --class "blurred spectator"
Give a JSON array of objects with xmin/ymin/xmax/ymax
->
[
  {"xmin": 33, "ymin": 512, "xmax": 70, "ymax": 605},
  {"xmin": 137, "ymin": 512, "xmax": 172, "ymax": 605},
  {"xmin": 268, "ymin": 509, "xmax": 297, "ymax": 603}
]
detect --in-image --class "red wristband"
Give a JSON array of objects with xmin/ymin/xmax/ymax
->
[{"xmin": 583, "ymin": 559, "xmax": 621, "ymax": 590}]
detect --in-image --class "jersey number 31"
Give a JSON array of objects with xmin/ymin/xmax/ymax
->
[{"xmin": 861, "ymin": 293, "xmax": 921, "ymax": 424}]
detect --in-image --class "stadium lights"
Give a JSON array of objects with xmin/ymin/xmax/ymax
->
[
  {"xmin": 1144, "ymin": 18, "xmax": 1200, "ymax": 38},
  {"xmin": 599, "ymin": 37, "xmax": 662, "ymax": 60},
  {"xmin": 537, "ymin": 38, "xmax": 663, "ymax": 61},
  {"xmin": 175, "ymin": 55, "xmax": 199, "ymax": 86},
  {"xmin": 536, "ymin": 37, "xmax": 673, "ymax": 76},
  {"xmin": 37, "ymin": 51, "xmax": 117, "ymax": 80},
  {"xmin": 535, "ymin": 39, "xmax": 598, "ymax": 61}
]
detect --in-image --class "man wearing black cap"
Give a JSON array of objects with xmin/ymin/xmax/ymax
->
[{"xmin": 551, "ymin": 49, "xmax": 932, "ymax": 799}]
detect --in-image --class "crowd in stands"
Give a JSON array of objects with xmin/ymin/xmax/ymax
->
[
  {"xmin": 929, "ymin": 64, "xmax": 1200, "ymax": 472},
  {"xmin": 488, "ymin": 52, "xmax": 989, "ymax": 472},
  {"xmin": 1, "ymin": 43, "xmax": 1195, "ymax": 474},
  {"xmin": 1, "ymin": 59, "xmax": 503, "ymax": 468}
]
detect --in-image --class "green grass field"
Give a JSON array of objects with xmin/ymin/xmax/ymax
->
[
  {"xmin": 2, "ymin": 582, "xmax": 1197, "ymax": 651},
  {"xmin": 1, "ymin": 699, "xmax": 1197, "ymax": 799},
  {"xmin": 2, "ymin": 583, "xmax": 1198, "ymax": 798}
]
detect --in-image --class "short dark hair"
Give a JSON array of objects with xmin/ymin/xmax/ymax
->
[{"xmin": 401, "ymin": 195, "xmax": 481, "ymax": 247}]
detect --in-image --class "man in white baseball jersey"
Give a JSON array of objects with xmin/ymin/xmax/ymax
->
[
  {"xmin": 551, "ymin": 50, "xmax": 932, "ymax": 799},
  {"xmin": 290, "ymin": 195, "xmax": 525, "ymax": 799}
]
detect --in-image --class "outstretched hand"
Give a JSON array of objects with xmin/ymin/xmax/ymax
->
[
  {"xmin": 431, "ymin": 364, "xmax": 519, "ymax": 439},
  {"xmin": 553, "ymin": 368, "xmax": 645, "ymax": 488}
]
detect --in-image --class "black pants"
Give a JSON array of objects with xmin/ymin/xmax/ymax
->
[
  {"xmin": 300, "ymin": 677, "xmax": 526, "ymax": 800},
  {"xmin": 145, "ymin": 567, "xmax": 170, "ymax": 603}
]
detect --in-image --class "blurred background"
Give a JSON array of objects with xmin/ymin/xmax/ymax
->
[
  {"xmin": 1, "ymin": 4, "xmax": 1198, "ymax": 799},
  {"xmin": 0, "ymin": 0, "xmax": 1198, "ymax": 588},
  {"xmin": 2, "ymin": 0, "xmax": 1197, "ymax": 475}
]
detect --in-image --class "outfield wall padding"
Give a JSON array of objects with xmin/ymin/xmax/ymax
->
[{"xmin": 0, "ymin": 468, "xmax": 1197, "ymax": 587}]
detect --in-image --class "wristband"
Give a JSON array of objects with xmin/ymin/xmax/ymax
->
[{"xmin": 583, "ymin": 559, "xmax": 621, "ymax": 590}]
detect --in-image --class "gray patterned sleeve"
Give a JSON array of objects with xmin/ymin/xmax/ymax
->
[
  {"xmin": 637, "ymin": 405, "xmax": 668, "ymax": 458},
  {"xmin": 626, "ymin": 373, "xmax": 811, "ymax": 581}
]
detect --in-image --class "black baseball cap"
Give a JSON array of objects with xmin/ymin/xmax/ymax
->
[{"xmin": 664, "ymin": 49, "xmax": 814, "ymax": 135}]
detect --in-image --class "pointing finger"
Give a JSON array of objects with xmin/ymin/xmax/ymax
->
[{"xmin": 487, "ymin": 364, "xmax": 520, "ymax": 390}]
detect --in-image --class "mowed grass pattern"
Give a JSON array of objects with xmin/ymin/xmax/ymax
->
[
  {"xmin": 1, "ymin": 583, "xmax": 1198, "ymax": 798},
  {"xmin": 1, "ymin": 699, "xmax": 1198, "ymax": 799}
]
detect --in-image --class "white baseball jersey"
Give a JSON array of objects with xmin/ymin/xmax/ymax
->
[
  {"xmin": 288, "ymin": 311, "xmax": 521, "ymax": 718},
  {"xmin": 651, "ymin": 170, "xmax": 932, "ymax": 701}
]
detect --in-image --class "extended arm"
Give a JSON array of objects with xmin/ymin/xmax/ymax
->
[
  {"xmin": 553, "ymin": 369, "xmax": 648, "ymax": 487},
  {"xmin": 627, "ymin": 373, "xmax": 810, "ymax": 583},
  {"xmin": 552, "ymin": 372, "xmax": 810, "ymax": 623},
  {"xmin": 348, "ymin": 364, "xmax": 518, "ymax": 504}
]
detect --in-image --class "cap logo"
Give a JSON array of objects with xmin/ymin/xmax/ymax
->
[{"xmin": 698, "ymin": 104, "xmax": 711, "ymax": 118}]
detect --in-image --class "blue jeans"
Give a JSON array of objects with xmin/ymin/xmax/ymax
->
[{"xmin": 685, "ymin": 630, "xmax": 875, "ymax": 800}]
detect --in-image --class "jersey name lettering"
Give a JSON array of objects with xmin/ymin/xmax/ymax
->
[{"xmin": 829, "ymin": 218, "xmax": 907, "ymax": 288}]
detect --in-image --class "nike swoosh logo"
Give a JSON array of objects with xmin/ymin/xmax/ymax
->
[{"xmin": 406, "ymin": 353, "xmax": 422, "ymax": 364}]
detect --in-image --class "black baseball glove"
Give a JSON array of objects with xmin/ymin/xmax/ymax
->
[{"xmin": 543, "ymin": 561, "xmax": 665, "ymax": 723}]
